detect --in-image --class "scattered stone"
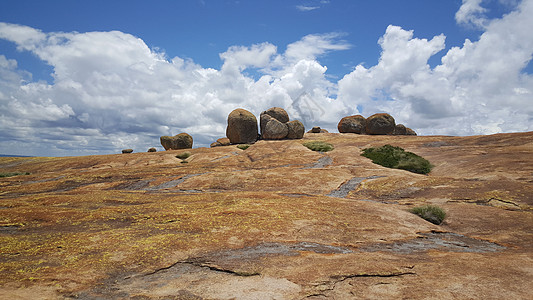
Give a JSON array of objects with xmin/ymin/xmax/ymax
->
[
  {"xmin": 286, "ymin": 120, "xmax": 305, "ymax": 139},
  {"xmin": 160, "ymin": 133, "xmax": 193, "ymax": 150},
  {"xmin": 211, "ymin": 137, "xmax": 231, "ymax": 148},
  {"xmin": 122, "ymin": 149, "xmax": 133, "ymax": 154},
  {"xmin": 307, "ymin": 126, "xmax": 329, "ymax": 133},
  {"xmin": 338, "ymin": 115, "xmax": 366, "ymax": 134},
  {"xmin": 365, "ymin": 113, "xmax": 396, "ymax": 135},
  {"xmin": 226, "ymin": 108, "xmax": 258, "ymax": 144},
  {"xmin": 311, "ymin": 126, "xmax": 322, "ymax": 133},
  {"xmin": 147, "ymin": 147, "xmax": 157, "ymax": 152}
]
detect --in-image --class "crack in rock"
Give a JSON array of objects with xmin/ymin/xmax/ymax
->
[
  {"xmin": 146, "ymin": 173, "xmax": 207, "ymax": 191},
  {"xmin": 304, "ymin": 155, "xmax": 333, "ymax": 169},
  {"xmin": 360, "ymin": 231, "xmax": 505, "ymax": 254},
  {"xmin": 327, "ymin": 176, "xmax": 383, "ymax": 198}
]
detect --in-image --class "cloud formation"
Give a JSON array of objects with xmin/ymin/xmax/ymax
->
[{"xmin": 1, "ymin": 0, "xmax": 532, "ymax": 156}]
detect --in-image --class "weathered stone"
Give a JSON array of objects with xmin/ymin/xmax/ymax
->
[
  {"xmin": 160, "ymin": 133, "xmax": 193, "ymax": 150},
  {"xmin": 122, "ymin": 149, "xmax": 133, "ymax": 154},
  {"xmin": 211, "ymin": 137, "xmax": 231, "ymax": 148},
  {"xmin": 406, "ymin": 127, "xmax": 417, "ymax": 136},
  {"xmin": 311, "ymin": 126, "xmax": 321, "ymax": 133},
  {"xmin": 338, "ymin": 115, "xmax": 366, "ymax": 134},
  {"xmin": 365, "ymin": 113, "xmax": 396, "ymax": 135},
  {"xmin": 286, "ymin": 120, "xmax": 305, "ymax": 139},
  {"xmin": 263, "ymin": 107, "xmax": 289, "ymax": 123},
  {"xmin": 262, "ymin": 118, "xmax": 289, "ymax": 140},
  {"xmin": 226, "ymin": 109, "xmax": 258, "ymax": 144},
  {"xmin": 394, "ymin": 124, "xmax": 408, "ymax": 135},
  {"xmin": 147, "ymin": 147, "xmax": 157, "ymax": 152}
]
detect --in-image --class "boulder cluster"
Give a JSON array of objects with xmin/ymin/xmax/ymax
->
[
  {"xmin": 224, "ymin": 107, "xmax": 305, "ymax": 145},
  {"xmin": 338, "ymin": 113, "xmax": 416, "ymax": 136},
  {"xmin": 156, "ymin": 110, "xmax": 416, "ymax": 151}
]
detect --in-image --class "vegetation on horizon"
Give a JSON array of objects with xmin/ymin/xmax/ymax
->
[
  {"xmin": 361, "ymin": 144, "xmax": 432, "ymax": 174},
  {"xmin": 303, "ymin": 141, "xmax": 334, "ymax": 152},
  {"xmin": 409, "ymin": 205, "xmax": 446, "ymax": 225}
]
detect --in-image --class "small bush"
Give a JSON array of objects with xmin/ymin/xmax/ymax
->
[
  {"xmin": 175, "ymin": 152, "xmax": 191, "ymax": 160},
  {"xmin": 361, "ymin": 144, "xmax": 432, "ymax": 174},
  {"xmin": 180, "ymin": 160, "xmax": 189, "ymax": 164},
  {"xmin": 0, "ymin": 172, "xmax": 30, "ymax": 178},
  {"xmin": 237, "ymin": 144, "xmax": 250, "ymax": 150},
  {"xmin": 409, "ymin": 205, "xmax": 446, "ymax": 225},
  {"xmin": 303, "ymin": 141, "xmax": 334, "ymax": 152}
]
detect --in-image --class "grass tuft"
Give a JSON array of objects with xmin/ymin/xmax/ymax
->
[
  {"xmin": 303, "ymin": 141, "xmax": 334, "ymax": 152},
  {"xmin": 409, "ymin": 205, "xmax": 446, "ymax": 225},
  {"xmin": 175, "ymin": 152, "xmax": 191, "ymax": 160},
  {"xmin": 0, "ymin": 172, "xmax": 30, "ymax": 178},
  {"xmin": 236, "ymin": 144, "xmax": 250, "ymax": 150},
  {"xmin": 361, "ymin": 144, "xmax": 432, "ymax": 174}
]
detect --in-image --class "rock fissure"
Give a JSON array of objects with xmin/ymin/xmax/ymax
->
[{"xmin": 327, "ymin": 176, "xmax": 383, "ymax": 198}]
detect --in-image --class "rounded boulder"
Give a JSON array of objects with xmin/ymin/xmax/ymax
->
[
  {"xmin": 226, "ymin": 108, "xmax": 258, "ymax": 144},
  {"xmin": 365, "ymin": 113, "xmax": 396, "ymax": 135},
  {"xmin": 338, "ymin": 115, "xmax": 366, "ymax": 134},
  {"xmin": 286, "ymin": 120, "xmax": 305, "ymax": 139},
  {"xmin": 160, "ymin": 133, "xmax": 193, "ymax": 150},
  {"xmin": 262, "ymin": 118, "xmax": 289, "ymax": 140}
]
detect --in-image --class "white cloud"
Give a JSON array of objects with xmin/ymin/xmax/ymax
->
[
  {"xmin": 0, "ymin": 24, "xmax": 350, "ymax": 155},
  {"xmin": 456, "ymin": 0, "xmax": 489, "ymax": 29},
  {"xmin": 338, "ymin": 0, "xmax": 533, "ymax": 135},
  {"xmin": 284, "ymin": 33, "xmax": 351, "ymax": 62},
  {"xmin": 1, "ymin": 0, "xmax": 533, "ymax": 156},
  {"xmin": 296, "ymin": 5, "xmax": 320, "ymax": 11}
]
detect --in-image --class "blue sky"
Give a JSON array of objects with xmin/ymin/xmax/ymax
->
[{"xmin": 0, "ymin": 0, "xmax": 532, "ymax": 156}]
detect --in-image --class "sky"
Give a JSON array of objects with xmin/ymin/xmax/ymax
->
[{"xmin": 0, "ymin": 0, "xmax": 532, "ymax": 156}]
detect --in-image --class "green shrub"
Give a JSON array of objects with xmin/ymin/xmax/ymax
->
[
  {"xmin": 361, "ymin": 144, "xmax": 432, "ymax": 174},
  {"xmin": 303, "ymin": 141, "xmax": 334, "ymax": 152},
  {"xmin": 0, "ymin": 172, "xmax": 30, "ymax": 178},
  {"xmin": 409, "ymin": 205, "xmax": 446, "ymax": 225},
  {"xmin": 237, "ymin": 144, "xmax": 250, "ymax": 150},
  {"xmin": 175, "ymin": 152, "xmax": 191, "ymax": 160}
]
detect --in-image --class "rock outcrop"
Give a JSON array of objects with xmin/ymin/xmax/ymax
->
[
  {"xmin": 121, "ymin": 149, "xmax": 133, "ymax": 154},
  {"xmin": 338, "ymin": 115, "xmax": 366, "ymax": 134},
  {"xmin": 160, "ymin": 133, "xmax": 193, "ymax": 150},
  {"xmin": 260, "ymin": 107, "xmax": 305, "ymax": 140},
  {"xmin": 226, "ymin": 109, "xmax": 258, "ymax": 144},
  {"xmin": 147, "ymin": 147, "xmax": 157, "ymax": 152}
]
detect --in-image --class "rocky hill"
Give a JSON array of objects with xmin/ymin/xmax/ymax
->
[{"xmin": 1, "ymin": 132, "xmax": 532, "ymax": 299}]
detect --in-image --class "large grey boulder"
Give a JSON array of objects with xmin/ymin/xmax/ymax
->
[
  {"xmin": 160, "ymin": 133, "xmax": 193, "ymax": 150},
  {"xmin": 262, "ymin": 117, "xmax": 289, "ymax": 140},
  {"xmin": 365, "ymin": 113, "xmax": 396, "ymax": 135},
  {"xmin": 338, "ymin": 115, "xmax": 366, "ymax": 134},
  {"xmin": 226, "ymin": 108, "xmax": 258, "ymax": 144},
  {"xmin": 286, "ymin": 120, "xmax": 305, "ymax": 139}
]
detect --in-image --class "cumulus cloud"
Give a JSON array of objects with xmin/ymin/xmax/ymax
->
[
  {"xmin": 339, "ymin": 0, "xmax": 533, "ymax": 135},
  {"xmin": 1, "ymin": 0, "xmax": 533, "ymax": 156},
  {"xmin": 456, "ymin": 0, "xmax": 489, "ymax": 29},
  {"xmin": 0, "ymin": 23, "xmax": 350, "ymax": 155}
]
